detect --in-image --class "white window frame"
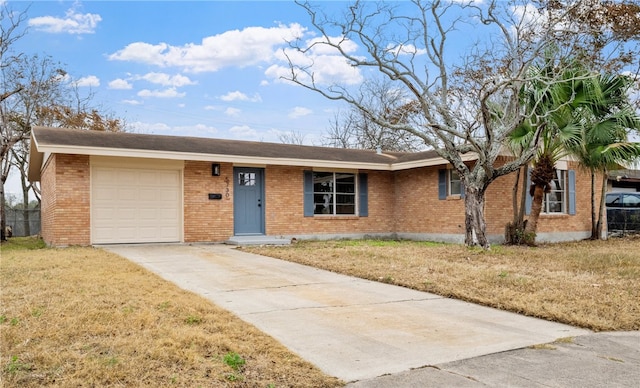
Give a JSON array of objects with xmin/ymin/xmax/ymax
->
[
  {"xmin": 312, "ymin": 171, "xmax": 358, "ymax": 216},
  {"xmin": 543, "ymin": 169, "xmax": 567, "ymax": 214},
  {"xmin": 448, "ymin": 170, "xmax": 462, "ymax": 196}
]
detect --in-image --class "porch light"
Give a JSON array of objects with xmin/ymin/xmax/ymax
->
[{"xmin": 212, "ymin": 163, "xmax": 221, "ymax": 176}]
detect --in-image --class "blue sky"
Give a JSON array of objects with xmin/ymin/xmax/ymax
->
[{"xmin": 9, "ymin": 0, "xmax": 367, "ymax": 144}]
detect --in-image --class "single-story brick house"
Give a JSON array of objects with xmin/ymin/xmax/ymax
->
[{"xmin": 28, "ymin": 126, "xmax": 601, "ymax": 246}]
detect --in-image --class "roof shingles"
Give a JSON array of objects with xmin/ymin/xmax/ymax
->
[{"xmin": 32, "ymin": 126, "xmax": 412, "ymax": 165}]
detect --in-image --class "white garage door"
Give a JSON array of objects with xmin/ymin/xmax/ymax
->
[{"xmin": 92, "ymin": 166, "xmax": 181, "ymax": 244}]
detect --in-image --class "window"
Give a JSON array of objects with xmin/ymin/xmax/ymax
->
[
  {"xmin": 303, "ymin": 171, "xmax": 368, "ymax": 217},
  {"xmin": 238, "ymin": 172, "xmax": 256, "ymax": 186},
  {"xmin": 449, "ymin": 170, "xmax": 462, "ymax": 196},
  {"xmin": 622, "ymin": 193, "xmax": 640, "ymax": 208},
  {"xmin": 543, "ymin": 170, "xmax": 566, "ymax": 213},
  {"xmin": 606, "ymin": 193, "xmax": 621, "ymax": 207},
  {"xmin": 438, "ymin": 169, "xmax": 463, "ymax": 199},
  {"xmin": 313, "ymin": 172, "xmax": 356, "ymax": 215},
  {"xmin": 526, "ymin": 169, "xmax": 576, "ymax": 215}
]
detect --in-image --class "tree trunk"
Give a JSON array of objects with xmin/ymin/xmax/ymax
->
[
  {"xmin": 524, "ymin": 184, "xmax": 545, "ymax": 239},
  {"xmin": 590, "ymin": 170, "xmax": 597, "ymax": 239},
  {"xmin": 0, "ymin": 180, "xmax": 6, "ymax": 241},
  {"xmin": 464, "ymin": 185, "xmax": 489, "ymax": 249},
  {"xmin": 20, "ymin": 167, "xmax": 31, "ymax": 236},
  {"xmin": 596, "ymin": 169, "xmax": 608, "ymax": 240},
  {"xmin": 518, "ymin": 164, "xmax": 529, "ymax": 225},
  {"xmin": 512, "ymin": 168, "xmax": 520, "ymax": 225},
  {"xmin": 506, "ymin": 166, "xmax": 530, "ymax": 245}
]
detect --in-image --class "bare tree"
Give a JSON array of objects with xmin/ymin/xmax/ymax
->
[
  {"xmin": 284, "ymin": 0, "xmax": 595, "ymax": 248},
  {"xmin": 1, "ymin": 3, "xmax": 28, "ymax": 240},
  {"xmin": 1, "ymin": 52, "xmax": 124, "ymax": 241},
  {"xmin": 278, "ymin": 130, "xmax": 307, "ymax": 145},
  {"xmin": 324, "ymin": 79, "xmax": 424, "ymax": 152}
]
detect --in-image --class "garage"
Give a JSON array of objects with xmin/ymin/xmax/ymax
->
[{"xmin": 91, "ymin": 160, "xmax": 182, "ymax": 244}]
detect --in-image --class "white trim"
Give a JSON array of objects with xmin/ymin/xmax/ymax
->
[
  {"xmin": 389, "ymin": 153, "xmax": 479, "ymax": 171},
  {"xmin": 91, "ymin": 155, "xmax": 184, "ymax": 169},
  {"xmin": 33, "ymin": 143, "xmax": 480, "ymax": 172}
]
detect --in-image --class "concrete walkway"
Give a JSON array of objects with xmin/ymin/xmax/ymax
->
[{"xmin": 103, "ymin": 244, "xmax": 591, "ymax": 383}]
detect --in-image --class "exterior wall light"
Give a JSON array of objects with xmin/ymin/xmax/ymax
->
[{"xmin": 212, "ymin": 163, "xmax": 221, "ymax": 176}]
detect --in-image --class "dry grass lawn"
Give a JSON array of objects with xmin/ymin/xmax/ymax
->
[
  {"xmin": 245, "ymin": 236, "xmax": 640, "ymax": 332},
  {"xmin": 0, "ymin": 238, "xmax": 342, "ymax": 387}
]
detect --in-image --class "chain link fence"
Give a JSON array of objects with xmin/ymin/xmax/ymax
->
[{"xmin": 4, "ymin": 208, "xmax": 41, "ymax": 237}]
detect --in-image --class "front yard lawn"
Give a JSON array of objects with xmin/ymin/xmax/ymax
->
[{"xmin": 0, "ymin": 238, "xmax": 342, "ymax": 387}]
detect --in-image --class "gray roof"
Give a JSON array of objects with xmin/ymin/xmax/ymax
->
[
  {"xmin": 29, "ymin": 126, "xmax": 449, "ymax": 180},
  {"xmin": 34, "ymin": 126, "xmax": 435, "ymax": 162}
]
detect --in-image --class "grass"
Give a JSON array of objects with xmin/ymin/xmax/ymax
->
[
  {"xmin": 0, "ymin": 237, "xmax": 342, "ymax": 387},
  {"xmin": 244, "ymin": 236, "xmax": 640, "ymax": 332}
]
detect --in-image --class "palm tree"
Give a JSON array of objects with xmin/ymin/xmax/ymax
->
[
  {"xmin": 514, "ymin": 62, "xmax": 586, "ymax": 241},
  {"xmin": 567, "ymin": 73, "xmax": 640, "ymax": 239},
  {"xmin": 510, "ymin": 61, "xmax": 640, "ymax": 243}
]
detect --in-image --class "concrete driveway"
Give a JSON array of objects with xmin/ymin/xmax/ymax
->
[{"xmin": 103, "ymin": 243, "xmax": 589, "ymax": 383}]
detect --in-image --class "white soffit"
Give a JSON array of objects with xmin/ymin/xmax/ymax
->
[{"xmin": 34, "ymin": 142, "xmax": 478, "ymax": 172}]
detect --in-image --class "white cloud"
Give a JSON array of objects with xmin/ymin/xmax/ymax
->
[
  {"xmin": 108, "ymin": 23, "xmax": 306, "ymax": 73},
  {"xmin": 305, "ymin": 36, "xmax": 359, "ymax": 56},
  {"xmin": 109, "ymin": 23, "xmax": 362, "ymax": 87},
  {"xmin": 129, "ymin": 121, "xmax": 172, "ymax": 134},
  {"xmin": 75, "ymin": 75, "xmax": 99, "ymax": 87},
  {"xmin": 122, "ymin": 99, "xmax": 143, "ymax": 105},
  {"xmin": 204, "ymin": 105, "xmax": 220, "ymax": 111},
  {"xmin": 138, "ymin": 72, "xmax": 196, "ymax": 87},
  {"xmin": 220, "ymin": 91, "xmax": 262, "ymax": 102},
  {"xmin": 109, "ymin": 78, "xmax": 133, "ymax": 90},
  {"xmin": 130, "ymin": 121, "xmax": 218, "ymax": 137},
  {"xmin": 288, "ymin": 106, "xmax": 312, "ymax": 119},
  {"xmin": 137, "ymin": 87, "xmax": 186, "ymax": 98},
  {"xmin": 28, "ymin": 5, "xmax": 101, "ymax": 34},
  {"xmin": 225, "ymin": 107, "xmax": 241, "ymax": 117},
  {"xmin": 266, "ymin": 48, "xmax": 363, "ymax": 86},
  {"xmin": 229, "ymin": 125, "xmax": 258, "ymax": 139},
  {"xmin": 266, "ymin": 35, "xmax": 364, "ymax": 86},
  {"xmin": 385, "ymin": 43, "xmax": 427, "ymax": 56}
]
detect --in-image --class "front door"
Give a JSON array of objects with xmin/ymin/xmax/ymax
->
[{"xmin": 233, "ymin": 167, "xmax": 265, "ymax": 235}]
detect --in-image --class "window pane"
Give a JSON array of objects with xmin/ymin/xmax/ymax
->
[
  {"xmin": 313, "ymin": 172, "xmax": 333, "ymax": 214},
  {"xmin": 622, "ymin": 194, "xmax": 640, "ymax": 208},
  {"xmin": 336, "ymin": 193, "xmax": 355, "ymax": 215},
  {"xmin": 313, "ymin": 172, "xmax": 333, "ymax": 192},
  {"xmin": 543, "ymin": 170, "xmax": 565, "ymax": 213},
  {"xmin": 336, "ymin": 174, "xmax": 355, "ymax": 193},
  {"xmin": 606, "ymin": 194, "xmax": 621, "ymax": 206},
  {"xmin": 449, "ymin": 171, "xmax": 461, "ymax": 195},
  {"xmin": 239, "ymin": 172, "xmax": 255, "ymax": 186},
  {"xmin": 314, "ymin": 193, "xmax": 333, "ymax": 214}
]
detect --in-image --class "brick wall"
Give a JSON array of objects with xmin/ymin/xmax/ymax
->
[
  {"xmin": 41, "ymin": 154, "xmax": 601, "ymax": 245},
  {"xmin": 535, "ymin": 162, "xmax": 601, "ymax": 234},
  {"xmin": 39, "ymin": 154, "xmax": 56, "ymax": 244},
  {"xmin": 393, "ymin": 167, "xmax": 466, "ymax": 235},
  {"xmin": 264, "ymin": 167, "xmax": 395, "ymax": 237},
  {"xmin": 393, "ymin": 161, "xmax": 601, "ymax": 240},
  {"xmin": 183, "ymin": 161, "xmax": 234, "ymax": 242},
  {"xmin": 40, "ymin": 154, "xmax": 90, "ymax": 246}
]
